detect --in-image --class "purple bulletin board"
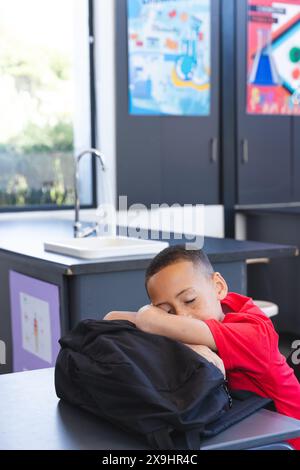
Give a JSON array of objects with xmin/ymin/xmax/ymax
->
[{"xmin": 9, "ymin": 271, "xmax": 61, "ymax": 372}]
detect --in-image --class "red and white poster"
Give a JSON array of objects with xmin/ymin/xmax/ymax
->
[{"xmin": 247, "ymin": 0, "xmax": 300, "ymax": 115}]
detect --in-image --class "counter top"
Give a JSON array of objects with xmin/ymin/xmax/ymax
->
[
  {"xmin": 0, "ymin": 217, "xmax": 297, "ymax": 276},
  {"xmin": 0, "ymin": 368, "xmax": 300, "ymax": 450},
  {"xmin": 237, "ymin": 206, "xmax": 300, "ymax": 217}
]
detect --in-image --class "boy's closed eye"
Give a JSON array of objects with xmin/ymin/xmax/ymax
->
[{"xmin": 159, "ymin": 297, "xmax": 197, "ymax": 313}]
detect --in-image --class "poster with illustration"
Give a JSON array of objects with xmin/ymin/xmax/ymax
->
[
  {"xmin": 247, "ymin": 0, "xmax": 300, "ymax": 115},
  {"xmin": 19, "ymin": 293, "xmax": 52, "ymax": 364},
  {"xmin": 9, "ymin": 271, "xmax": 61, "ymax": 372},
  {"xmin": 127, "ymin": 0, "xmax": 211, "ymax": 116}
]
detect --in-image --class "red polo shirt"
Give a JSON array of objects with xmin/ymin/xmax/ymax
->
[{"xmin": 204, "ymin": 292, "xmax": 300, "ymax": 450}]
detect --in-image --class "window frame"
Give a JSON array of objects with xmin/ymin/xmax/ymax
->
[{"xmin": 0, "ymin": 0, "xmax": 98, "ymax": 214}]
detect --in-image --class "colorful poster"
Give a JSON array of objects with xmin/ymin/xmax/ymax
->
[
  {"xmin": 247, "ymin": 0, "xmax": 300, "ymax": 115},
  {"xmin": 9, "ymin": 271, "xmax": 61, "ymax": 372},
  {"xmin": 127, "ymin": 0, "xmax": 211, "ymax": 116}
]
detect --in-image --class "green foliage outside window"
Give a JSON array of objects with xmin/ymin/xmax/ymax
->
[{"xmin": 0, "ymin": 9, "xmax": 76, "ymax": 208}]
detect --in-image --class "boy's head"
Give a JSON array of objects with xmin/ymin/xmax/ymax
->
[{"xmin": 145, "ymin": 245, "xmax": 228, "ymax": 321}]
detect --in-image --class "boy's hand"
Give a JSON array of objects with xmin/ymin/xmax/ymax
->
[
  {"xmin": 184, "ymin": 344, "xmax": 226, "ymax": 378},
  {"xmin": 103, "ymin": 311, "xmax": 137, "ymax": 324}
]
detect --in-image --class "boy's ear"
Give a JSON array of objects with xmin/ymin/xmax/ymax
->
[{"xmin": 213, "ymin": 272, "xmax": 228, "ymax": 301}]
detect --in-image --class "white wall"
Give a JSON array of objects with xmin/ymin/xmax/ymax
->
[
  {"xmin": 117, "ymin": 205, "xmax": 224, "ymax": 238},
  {"xmin": 94, "ymin": 0, "xmax": 117, "ymax": 207},
  {"xmin": 205, "ymin": 205, "xmax": 224, "ymax": 237},
  {"xmin": 235, "ymin": 213, "xmax": 247, "ymax": 240}
]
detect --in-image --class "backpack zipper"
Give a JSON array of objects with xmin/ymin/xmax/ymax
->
[{"xmin": 223, "ymin": 380, "xmax": 233, "ymax": 408}]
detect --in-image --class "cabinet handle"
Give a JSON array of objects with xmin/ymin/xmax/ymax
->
[
  {"xmin": 210, "ymin": 138, "xmax": 218, "ymax": 163},
  {"xmin": 242, "ymin": 139, "xmax": 249, "ymax": 164}
]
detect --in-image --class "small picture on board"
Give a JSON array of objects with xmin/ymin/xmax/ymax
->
[{"xmin": 9, "ymin": 271, "xmax": 61, "ymax": 372}]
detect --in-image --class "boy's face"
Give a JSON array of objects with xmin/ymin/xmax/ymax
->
[{"xmin": 147, "ymin": 260, "xmax": 228, "ymax": 321}]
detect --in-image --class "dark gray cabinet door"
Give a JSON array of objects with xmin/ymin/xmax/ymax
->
[
  {"xmin": 116, "ymin": 0, "xmax": 220, "ymax": 207},
  {"xmin": 236, "ymin": 0, "xmax": 292, "ymax": 205},
  {"xmin": 292, "ymin": 118, "xmax": 300, "ymax": 201}
]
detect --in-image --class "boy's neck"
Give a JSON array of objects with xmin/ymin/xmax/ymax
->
[{"xmin": 222, "ymin": 304, "xmax": 232, "ymax": 315}]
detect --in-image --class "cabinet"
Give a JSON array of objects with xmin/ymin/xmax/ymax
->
[
  {"xmin": 236, "ymin": 0, "xmax": 293, "ymax": 205},
  {"xmin": 293, "ymin": 118, "xmax": 300, "ymax": 200},
  {"xmin": 115, "ymin": 0, "xmax": 220, "ymax": 206},
  {"xmin": 243, "ymin": 209, "xmax": 300, "ymax": 335}
]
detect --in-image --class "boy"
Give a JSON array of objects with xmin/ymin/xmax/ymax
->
[{"xmin": 104, "ymin": 245, "xmax": 300, "ymax": 449}]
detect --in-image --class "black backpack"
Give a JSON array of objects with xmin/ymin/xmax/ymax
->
[{"xmin": 55, "ymin": 319, "xmax": 271, "ymax": 450}]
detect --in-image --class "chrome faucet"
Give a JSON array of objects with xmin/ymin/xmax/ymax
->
[{"xmin": 74, "ymin": 148, "xmax": 106, "ymax": 238}]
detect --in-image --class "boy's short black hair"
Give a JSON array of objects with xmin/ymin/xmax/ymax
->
[{"xmin": 145, "ymin": 245, "xmax": 214, "ymax": 288}]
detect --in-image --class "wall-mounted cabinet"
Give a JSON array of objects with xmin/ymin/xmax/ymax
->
[
  {"xmin": 293, "ymin": 118, "xmax": 300, "ymax": 200},
  {"xmin": 115, "ymin": 0, "xmax": 221, "ymax": 207},
  {"xmin": 236, "ymin": 0, "xmax": 299, "ymax": 206},
  {"xmin": 113, "ymin": 0, "xmax": 299, "ymax": 209}
]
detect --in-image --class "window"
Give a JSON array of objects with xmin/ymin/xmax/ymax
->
[{"xmin": 0, "ymin": 0, "xmax": 93, "ymax": 210}]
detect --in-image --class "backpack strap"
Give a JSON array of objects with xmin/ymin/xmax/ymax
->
[
  {"xmin": 146, "ymin": 427, "xmax": 175, "ymax": 450},
  {"xmin": 184, "ymin": 428, "xmax": 203, "ymax": 450},
  {"xmin": 203, "ymin": 394, "xmax": 272, "ymax": 437},
  {"xmin": 146, "ymin": 426, "xmax": 204, "ymax": 450}
]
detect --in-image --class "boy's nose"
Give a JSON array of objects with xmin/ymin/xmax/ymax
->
[{"xmin": 176, "ymin": 310, "xmax": 192, "ymax": 318}]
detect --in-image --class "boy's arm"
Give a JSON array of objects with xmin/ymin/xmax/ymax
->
[
  {"xmin": 103, "ymin": 310, "xmax": 223, "ymax": 373},
  {"xmin": 103, "ymin": 311, "xmax": 137, "ymax": 323},
  {"xmin": 185, "ymin": 344, "xmax": 225, "ymax": 377},
  {"xmin": 103, "ymin": 307, "xmax": 217, "ymax": 351},
  {"xmin": 136, "ymin": 305, "xmax": 217, "ymax": 351}
]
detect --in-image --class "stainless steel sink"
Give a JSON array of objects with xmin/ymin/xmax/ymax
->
[{"xmin": 44, "ymin": 236, "xmax": 168, "ymax": 260}]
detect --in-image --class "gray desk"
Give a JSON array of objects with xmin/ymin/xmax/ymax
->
[{"xmin": 0, "ymin": 368, "xmax": 300, "ymax": 450}]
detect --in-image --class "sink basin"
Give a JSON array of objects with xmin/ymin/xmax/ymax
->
[{"xmin": 44, "ymin": 236, "xmax": 169, "ymax": 260}]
